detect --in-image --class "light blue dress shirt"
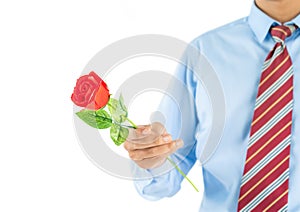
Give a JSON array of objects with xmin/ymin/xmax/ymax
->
[{"xmin": 134, "ymin": 3, "xmax": 300, "ymax": 211}]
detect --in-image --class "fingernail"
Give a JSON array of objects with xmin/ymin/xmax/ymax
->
[{"xmin": 163, "ymin": 135, "xmax": 170, "ymax": 142}]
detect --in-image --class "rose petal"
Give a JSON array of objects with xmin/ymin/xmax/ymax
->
[
  {"xmin": 89, "ymin": 71, "xmax": 102, "ymax": 84},
  {"xmin": 93, "ymin": 84, "xmax": 110, "ymax": 109}
]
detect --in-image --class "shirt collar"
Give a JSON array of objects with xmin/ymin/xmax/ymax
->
[
  {"xmin": 286, "ymin": 12, "xmax": 300, "ymax": 27},
  {"xmin": 248, "ymin": 2, "xmax": 300, "ymax": 43}
]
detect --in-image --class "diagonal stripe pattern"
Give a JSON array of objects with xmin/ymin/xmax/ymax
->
[{"xmin": 237, "ymin": 24, "xmax": 298, "ymax": 212}]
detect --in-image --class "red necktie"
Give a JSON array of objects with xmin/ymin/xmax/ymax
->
[{"xmin": 238, "ymin": 25, "xmax": 297, "ymax": 211}]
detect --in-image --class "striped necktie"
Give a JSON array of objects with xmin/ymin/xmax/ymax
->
[{"xmin": 237, "ymin": 25, "xmax": 297, "ymax": 212}]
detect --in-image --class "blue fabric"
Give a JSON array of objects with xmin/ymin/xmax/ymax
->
[{"xmin": 133, "ymin": 3, "xmax": 300, "ymax": 211}]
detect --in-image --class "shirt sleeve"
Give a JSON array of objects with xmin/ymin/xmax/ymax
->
[{"xmin": 132, "ymin": 51, "xmax": 199, "ymax": 200}]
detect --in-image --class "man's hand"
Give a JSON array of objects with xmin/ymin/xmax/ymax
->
[{"xmin": 124, "ymin": 122, "xmax": 184, "ymax": 169}]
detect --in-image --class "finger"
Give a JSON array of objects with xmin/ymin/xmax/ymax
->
[
  {"xmin": 150, "ymin": 122, "xmax": 167, "ymax": 135},
  {"xmin": 127, "ymin": 125, "xmax": 154, "ymax": 142},
  {"xmin": 127, "ymin": 122, "xmax": 167, "ymax": 145},
  {"xmin": 129, "ymin": 143, "xmax": 173, "ymax": 161},
  {"xmin": 134, "ymin": 139, "xmax": 184, "ymax": 169},
  {"xmin": 135, "ymin": 125, "xmax": 152, "ymax": 135},
  {"xmin": 131, "ymin": 122, "xmax": 166, "ymax": 138},
  {"xmin": 134, "ymin": 122, "xmax": 166, "ymax": 135},
  {"xmin": 129, "ymin": 139, "xmax": 184, "ymax": 161},
  {"xmin": 135, "ymin": 154, "xmax": 167, "ymax": 169},
  {"xmin": 124, "ymin": 134, "xmax": 172, "ymax": 151}
]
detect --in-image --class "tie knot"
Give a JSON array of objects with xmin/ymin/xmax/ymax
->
[{"xmin": 270, "ymin": 25, "xmax": 297, "ymax": 43}]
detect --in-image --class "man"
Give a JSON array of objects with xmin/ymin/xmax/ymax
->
[{"xmin": 124, "ymin": 0, "xmax": 300, "ymax": 211}]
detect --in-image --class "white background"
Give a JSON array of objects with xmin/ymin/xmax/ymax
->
[{"xmin": 0, "ymin": 0, "xmax": 252, "ymax": 211}]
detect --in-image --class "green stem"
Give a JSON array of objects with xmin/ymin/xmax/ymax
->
[
  {"xmin": 126, "ymin": 117, "xmax": 138, "ymax": 129},
  {"xmin": 167, "ymin": 157, "xmax": 199, "ymax": 192},
  {"xmin": 121, "ymin": 124, "xmax": 136, "ymax": 129},
  {"xmin": 112, "ymin": 121, "xmax": 136, "ymax": 129}
]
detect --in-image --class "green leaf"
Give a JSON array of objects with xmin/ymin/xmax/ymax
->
[
  {"xmin": 107, "ymin": 98, "xmax": 118, "ymax": 114},
  {"xmin": 110, "ymin": 123, "xmax": 129, "ymax": 146},
  {"xmin": 76, "ymin": 109, "xmax": 112, "ymax": 129},
  {"xmin": 119, "ymin": 94, "xmax": 128, "ymax": 113},
  {"xmin": 95, "ymin": 109, "xmax": 113, "ymax": 129},
  {"xmin": 107, "ymin": 95, "xmax": 128, "ymax": 123}
]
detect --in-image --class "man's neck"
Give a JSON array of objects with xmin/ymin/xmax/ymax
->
[{"xmin": 255, "ymin": 0, "xmax": 300, "ymax": 23}]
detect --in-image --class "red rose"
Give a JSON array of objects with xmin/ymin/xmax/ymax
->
[{"xmin": 71, "ymin": 71, "xmax": 110, "ymax": 110}]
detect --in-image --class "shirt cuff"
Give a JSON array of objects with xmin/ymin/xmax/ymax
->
[{"xmin": 132, "ymin": 160, "xmax": 172, "ymax": 200}]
